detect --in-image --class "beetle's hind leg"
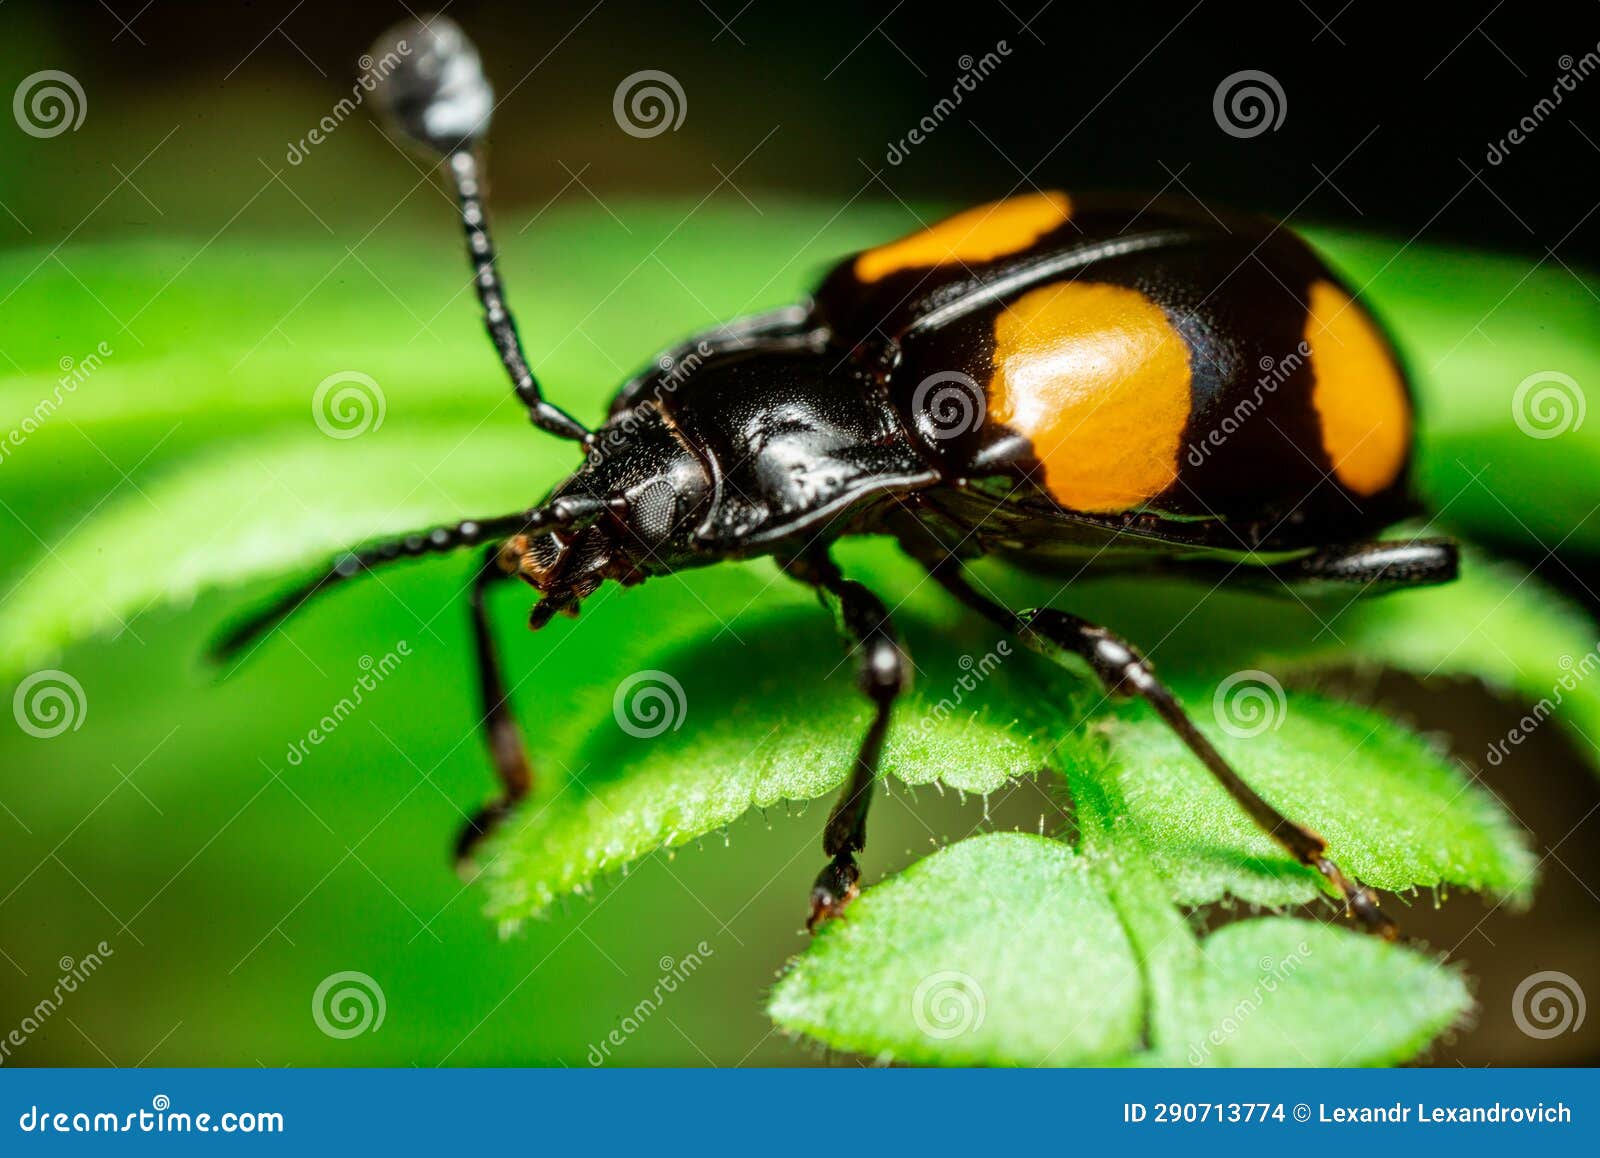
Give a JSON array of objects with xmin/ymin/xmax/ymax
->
[
  {"xmin": 921, "ymin": 557, "xmax": 1398, "ymax": 940},
  {"xmin": 783, "ymin": 550, "xmax": 909, "ymax": 932},
  {"xmin": 1162, "ymin": 538, "xmax": 1458, "ymax": 598}
]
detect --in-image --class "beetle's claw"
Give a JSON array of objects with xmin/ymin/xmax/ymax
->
[
  {"xmin": 453, "ymin": 799, "xmax": 511, "ymax": 878},
  {"xmin": 1349, "ymin": 884, "xmax": 1400, "ymax": 942},
  {"xmin": 806, "ymin": 854, "xmax": 860, "ymax": 932},
  {"xmin": 1314, "ymin": 855, "xmax": 1400, "ymax": 941}
]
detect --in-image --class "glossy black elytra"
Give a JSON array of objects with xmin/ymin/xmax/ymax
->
[{"xmin": 218, "ymin": 17, "xmax": 1458, "ymax": 938}]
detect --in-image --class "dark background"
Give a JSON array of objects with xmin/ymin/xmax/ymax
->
[{"xmin": 8, "ymin": 0, "xmax": 1598, "ymax": 259}]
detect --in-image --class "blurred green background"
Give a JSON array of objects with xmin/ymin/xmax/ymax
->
[{"xmin": 2, "ymin": 1, "xmax": 1598, "ymax": 1066}]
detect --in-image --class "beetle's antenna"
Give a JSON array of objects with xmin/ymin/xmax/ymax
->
[
  {"xmin": 210, "ymin": 496, "xmax": 611, "ymax": 664},
  {"xmin": 370, "ymin": 16, "xmax": 592, "ymax": 445}
]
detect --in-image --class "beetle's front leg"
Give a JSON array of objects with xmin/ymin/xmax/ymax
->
[
  {"xmin": 782, "ymin": 550, "xmax": 909, "ymax": 931},
  {"xmin": 454, "ymin": 545, "xmax": 534, "ymax": 873}
]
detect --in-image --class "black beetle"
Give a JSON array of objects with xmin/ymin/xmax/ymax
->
[{"xmin": 219, "ymin": 16, "xmax": 1457, "ymax": 936}]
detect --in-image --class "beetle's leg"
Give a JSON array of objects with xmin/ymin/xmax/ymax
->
[
  {"xmin": 454, "ymin": 547, "xmax": 532, "ymax": 871},
  {"xmin": 783, "ymin": 550, "xmax": 909, "ymax": 931},
  {"xmin": 1169, "ymin": 538, "xmax": 1459, "ymax": 596},
  {"xmin": 1261, "ymin": 538, "xmax": 1457, "ymax": 591},
  {"xmin": 372, "ymin": 18, "xmax": 591, "ymax": 445},
  {"xmin": 922, "ymin": 557, "xmax": 1398, "ymax": 940},
  {"xmin": 210, "ymin": 496, "xmax": 610, "ymax": 663}
]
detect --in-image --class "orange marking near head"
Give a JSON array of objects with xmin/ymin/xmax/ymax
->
[
  {"xmin": 1304, "ymin": 280, "xmax": 1411, "ymax": 497},
  {"xmin": 854, "ymin": 192, "xmax": 1072, "ymax": 283},
  {"xmin": 989, "ymin": 281, "xmax": 1191, "ymax": 513}
]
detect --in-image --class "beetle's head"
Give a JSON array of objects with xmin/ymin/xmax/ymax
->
[{"xmin": 499, "ymin": 406, "xmax": 712, "ymax": 623}]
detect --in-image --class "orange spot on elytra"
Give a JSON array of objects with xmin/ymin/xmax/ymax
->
[
  {"xmin": 989, "ymin": 281, "xmax": 1191, "ymax": 513},
  {"xmin": 854, "ymin": 192, "xmax": 1072, "ymax": 283},
  {"xmin": 1304, "ymin": 281, "xmax": 1411, "ymax": 497}
]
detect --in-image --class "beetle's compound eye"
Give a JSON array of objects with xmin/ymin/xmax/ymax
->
[
  {"xmin": 370, "ymin": 15, "xmax": 492, "ymax": 155},
  {"xmin": 628, "ymin": 479, "xmax": 680, "ymax": 545}
]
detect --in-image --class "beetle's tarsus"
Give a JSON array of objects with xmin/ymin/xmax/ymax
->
[
  {"xmin": 1315, "ymin": 856, "xmax": 1400, "ymax": 941},
  {"xmin": 807, "ymin": 854, "xmax": 860, "ymax": 932},
  {"xmin": 453, "ymin": 799, "xmax": 514, "ymax": 877}
]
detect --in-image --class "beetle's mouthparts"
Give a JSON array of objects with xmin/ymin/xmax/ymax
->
[{"xmin": 370, "ymin": 14, "xmax": 492, "ymax": 155}]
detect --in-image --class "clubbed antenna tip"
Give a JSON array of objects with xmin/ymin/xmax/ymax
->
[{"xmin": 370, "ymin": 14, "xmax": 492, "ymax": 155}]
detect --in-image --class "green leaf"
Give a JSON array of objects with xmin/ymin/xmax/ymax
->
[
  {"xmin": 1168, "ymin": 917, "xmax": 1468, "ymax": 1067},
  {"xmin": 769, "ymin": 833, "xmax": 1470, "ymax": 1066},
  {"xmin": 481, "ymin": 573, "xmax": 1055, "ymax": 922},
  {"xmin": 0, "ymin": 426, "xmax": 562, "ymax": 674},
  {"xmin": 1100, "ymin": 684, "xmax": 1537, "ymax": 909},
  {"xmin": 1068, "ymin": 760, "xmax": 1474, "ymax": 1068},
  {"xmin": 1328, "ymin": 553, "xmax": 1600, "ymax": 756},
  {"xmin": 769, "ymin": 834, "xmax": 1146, "ymax": 1066}
]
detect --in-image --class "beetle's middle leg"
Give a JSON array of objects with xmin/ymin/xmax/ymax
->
[
  {"xmin": 921, "ymin": 556, "xmax": 1398, "ymax": 940},
  {"xmin": 454, "ymin": 545, "xmax": 534, "ymax": 872},
  {"xmin": 783, "ymin": 549, "xmax": 909, "ymax": 931}
]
